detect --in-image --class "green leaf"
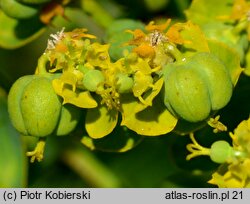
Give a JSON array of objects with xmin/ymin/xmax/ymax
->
[
  {"xmin": 0, "ymin": 10, "xmax": 45, "ymax": 49},
  {"xmin": 121, "ymin": 94, "xmax": 177, "ymax": 136},
  {"xmin": 105, "ymin": 19, "xmax": 145, "ymax": 39},
  {"xmin": 80, "ymin": 0, "xmax": 114, "ymax": 28},
  {"xmin": 104, "ymin": 19, "xmax": 145, "ymax": 60},
  {"xmin": 207, "ymin": 39, "xmax": 243, "ymax": 86},
  {"xmin": 52, "ymin": 7, "xmax": 105, "ymax": 38},
  {"xmin": 85, "ymin": 105, "xmax": 118, "ymax": 138},
  {"xmin": 0, "ymin": 87, "xmax": 27, "ymax": 187},
  {"xmin": 144, "ymin": 0, "xmax": 169, "ymax": 12},
  {"xmin": 185, "ymin": 0, "xmax": 232, "ymax": 25},
  {"xmin": 102, "ymin": 136, "xmax": 179, "ymax": 187},
  {"xmin": 107, "ymin": 32, "xmax": 134, "ymax": 61},
  {"xmin": 81, "ymin": 126, "xmax": 143, "ymax": 152}
]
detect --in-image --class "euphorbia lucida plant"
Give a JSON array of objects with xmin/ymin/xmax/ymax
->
[{"xmin": 3, "ymin": 0, "xmax": 250, "ymax": 188}]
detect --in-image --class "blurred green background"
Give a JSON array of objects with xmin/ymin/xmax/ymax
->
[{"xmin": 1, "ymin": 0, "xmax": 250, "ymax": 188}]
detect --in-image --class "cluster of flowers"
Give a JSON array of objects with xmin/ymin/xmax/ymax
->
[
  {"xmin": 187, "ymin": 117, "xmax": 250, "ymax": 187},
  {"xmin": 40, "ymin": 18, "xmax": 240, "ymax": 140},
  {"xmin": 40, "ymin": 21, "xmax": 197, "ymax": 139}
]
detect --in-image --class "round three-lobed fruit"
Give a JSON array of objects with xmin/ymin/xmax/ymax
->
[
  {"xmin": 82, "ymin": 69, "xmax": 105, "ymax": 92},
  {"xmin": 210, "ymin": 140, "xmax": 233, "ymax": 163},
  {"xmin": 163, "ymin": 52, "xmax": 233, "ymax": 122},
  {"xmin": 115, "ymin": 73, "xmax": 134, "ymax": 93},
  {"xmin": 8, "ymin": 74, "xmax": 80, "ymax": 137}
]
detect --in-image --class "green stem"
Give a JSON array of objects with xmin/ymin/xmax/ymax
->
[
  {"xmin": 36, "ymin": 53, "xmax": 49, "ymax": 75},
  {"xmin": 62, "ymin": 147, "xmax": 121, "ymax": 187},
  {"xmin": 80, "ymin": 0, "xmax": 114, "ymax": 29},
  {"xmin": 164, "ymin": 43, "xmax": 184, "ymax": 62}
]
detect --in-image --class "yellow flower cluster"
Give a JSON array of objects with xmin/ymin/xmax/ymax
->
[
  {"xmin": 36, "ymin": 24, "xmax": 177, "ymax": 138},
  {"xmin": 186, "ymin": 117, "xmax": 250, "ymax": 188},
  {"xmin": 209, "ymin": 117, "xmax": 250, "ymax": 187},
  {"xmin": 208, "ymin": 159, "xmax": 250, "ymax": 188},
  {"xmin": 34, "ymin": 19, "xmax": 240, "ymax": 146},
  {"xmin": 38, "ymin": 21, "xmax": 195, "ymax": 139}
]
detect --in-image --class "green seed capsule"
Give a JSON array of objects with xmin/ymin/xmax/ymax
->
[
  {"xmin": 8, "ymin": 75, "xmax": 35, "ymax": 136},
  {"xmin": 8, "ymin": 75, "xmax": 61, "ymax": 137},
  {"xmin": 82, "ymin": 69, "xmax": 105, "ymax": 92},
  {"xmin": 0, "ymin": 0, "xmax": 39, "ymax": 19},
  {"xmin": 116, "ymin": 73, "xmax": 134, "ymax": 93},
  {"xmin": 163, "ymin": 52, "xmax": 233, "ymax": 122},
  {"xmin": 8, "ymin": 75, "xmax": 80, "ymax": 137},
  {"xmin": 210, "ymin": 141, "xmax": 233, "ymax": 164}
]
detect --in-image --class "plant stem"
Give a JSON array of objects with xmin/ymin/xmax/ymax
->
[
  {"xmin": 80, "ymin": 0, "xmax": 114, "ymax": 29},
  {"xmin": 164, "ymin": 43, "xmax": 184, "ymax": 62},
  {"xmin": 36, "ymin": 53, "xmax": 49, "ymax": 75},
  {"xmin": 62, "ymin": 147, "xmax": 121, "ymax": 187}
]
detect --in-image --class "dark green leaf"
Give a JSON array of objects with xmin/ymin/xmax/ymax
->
[
  {"xmin": 0, "ymin": 10, "xmax": 45, "ymax": 49},
  {"xmin": 0, "ymin": 87, "xmax": 27, "ymax": 187}
]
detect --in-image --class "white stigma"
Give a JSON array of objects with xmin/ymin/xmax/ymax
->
[{"xmin": 46, "ymin": 27, "xmax": 65, "ymax": 50}]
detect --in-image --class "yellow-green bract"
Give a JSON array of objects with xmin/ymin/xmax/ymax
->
[
  {"xmin": 8, "ymin": 75, "xmax": 80, "ymax": 137},
  {"xmin": 163, "ymin": 52, "xmax": 233, "ymax": 122}
]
